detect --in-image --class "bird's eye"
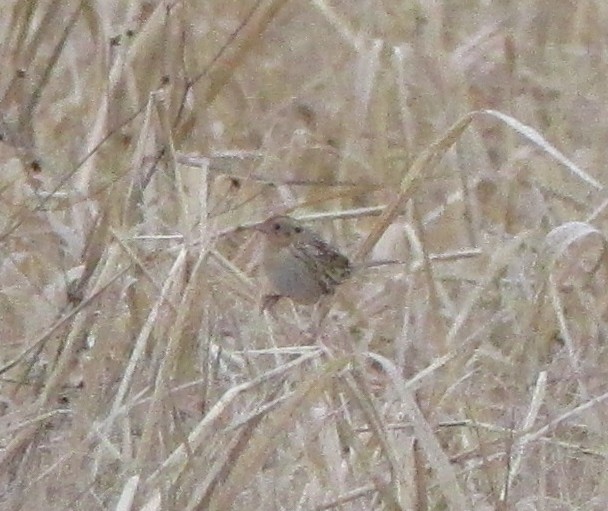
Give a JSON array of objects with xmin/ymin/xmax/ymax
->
[
  {"xmin": 273, "ymin": 223, "xmax": 281, "ymax": 231},
  {"xmin": 294, "ymin": 226, "xmax": 302, "ymax": 233}
]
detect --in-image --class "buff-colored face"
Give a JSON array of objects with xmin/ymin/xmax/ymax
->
[{"xmin": 255, "ymin": 216, "xmax": 305, "ymax": 247}]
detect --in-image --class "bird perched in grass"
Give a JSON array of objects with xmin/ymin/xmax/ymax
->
[{"xmin": 254, "ymin": 215, "xmax": 352, "ymax": 311}]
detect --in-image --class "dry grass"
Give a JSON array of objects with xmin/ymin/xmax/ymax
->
[{"xmin": 2, "ymin": 0, "xmax": 608, "ymax": 509}]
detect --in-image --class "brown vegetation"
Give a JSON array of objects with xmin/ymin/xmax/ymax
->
[{"xmin": 1, "ymin": 1, "xmax": 608, "ymax": 509}]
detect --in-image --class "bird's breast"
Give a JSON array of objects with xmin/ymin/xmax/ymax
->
[{"xmin": 262, "ymin": 245, "xmax": 326, "ymax": 304}]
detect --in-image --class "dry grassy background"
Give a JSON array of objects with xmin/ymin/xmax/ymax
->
[{"xmin": 2, "ymin": 0, "xmax": 608, "ymax": 509}]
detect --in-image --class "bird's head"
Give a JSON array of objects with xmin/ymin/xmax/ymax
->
[{"xmin": 255, "ymin": 216, "xmax": 305, "ymax": 247}]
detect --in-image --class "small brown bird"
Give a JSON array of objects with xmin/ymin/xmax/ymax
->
[{"xmin": 255, "ymin": 215, "xmax": 352, "ymax": 310}]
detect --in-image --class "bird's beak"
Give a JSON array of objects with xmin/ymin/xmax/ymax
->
[{"xmin": 253, "ymin": 222, "xmax": 268, "ymax": 234}]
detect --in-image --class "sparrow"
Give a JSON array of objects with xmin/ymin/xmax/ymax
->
[{"xmin": 255, "ymin": 216, "xmax": 352, "ymax": 310}]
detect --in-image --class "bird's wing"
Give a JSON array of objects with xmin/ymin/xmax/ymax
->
[{"xmin": 294, "ymin": 237, "xmax": 351, "ymax": 289}]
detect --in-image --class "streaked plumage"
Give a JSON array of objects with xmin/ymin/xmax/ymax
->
[{"xmin": 255, "ymin": 216, "xmax": 351, "ymax": 307}]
